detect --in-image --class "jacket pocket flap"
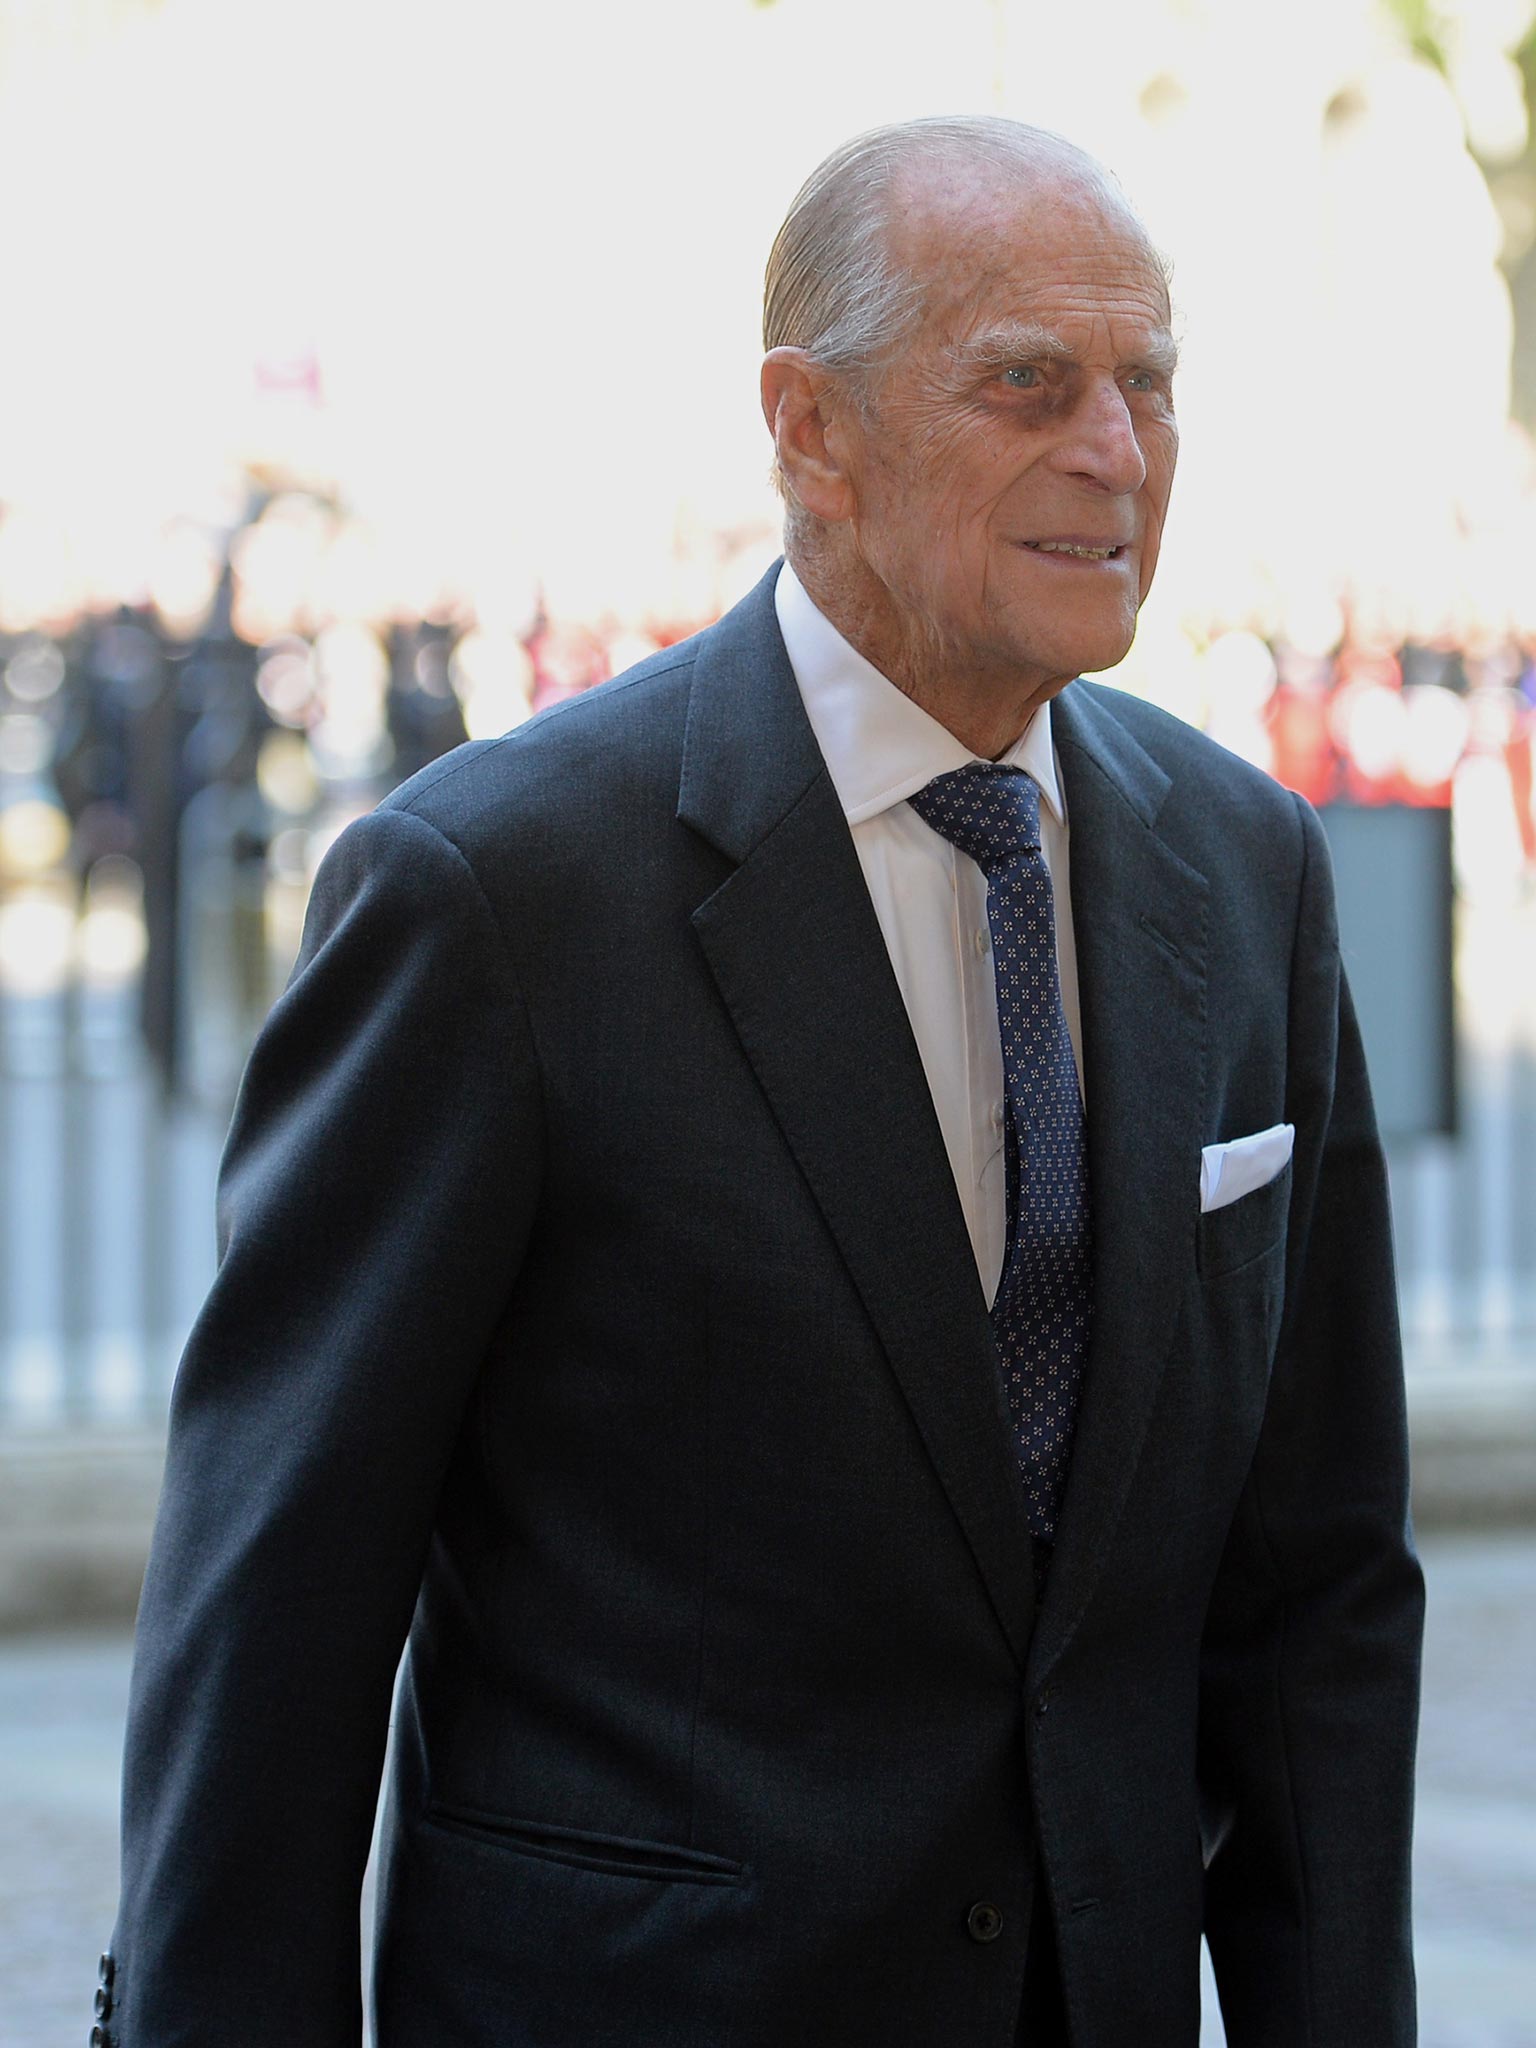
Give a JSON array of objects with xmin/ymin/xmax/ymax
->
[{"xmin": 424, "ymin": 1802, "xmax": 746, "ymax": 1886}]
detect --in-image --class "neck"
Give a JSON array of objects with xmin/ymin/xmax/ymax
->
[{"xmin": 786, "ymin": 536, "xmax": 1058, "ymax": 761}]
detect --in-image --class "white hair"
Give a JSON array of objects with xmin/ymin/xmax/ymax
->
[
  {"xmin": 761, "ymin": 117, "xmax": 1162, "ymax": 527},
  {"xmin": 763, "ymin": 116, "xmax": 1145, "ymax": 379}
]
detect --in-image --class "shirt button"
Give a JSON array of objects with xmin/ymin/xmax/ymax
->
[
  {"xmin": 966, "ymin": 1901, "xmax": 1004, "ymax": 1943},
  {"xmin": 991, "ymin": 1103, "xmax": 1005, "ymax": 1136},
  {"xmin": 974, "ymin": 927, "xmax": 990, "ymax": 956}
]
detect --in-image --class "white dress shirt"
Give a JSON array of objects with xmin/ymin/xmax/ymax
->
[{"xmin": 774, "ymin": 561, "xmax": 1082, "ymax": 1305}]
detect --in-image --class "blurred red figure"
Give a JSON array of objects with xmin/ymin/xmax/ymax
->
[
  {"xmin": 528, "ymin": 620, "xmax": 610, "ymax": 712},
  {"xmin": 1267, "ymin": 649, "xmax": 1338, "ymax": 806}
]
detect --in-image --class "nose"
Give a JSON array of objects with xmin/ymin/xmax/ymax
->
[{"xmin": 1055, "ymin": 376, "xmax": 1147, "ymax": 495}]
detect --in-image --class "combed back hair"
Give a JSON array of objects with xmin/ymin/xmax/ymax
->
[
  {"xmin": 763, "ymin": 115, "xmax": 1137, "ymax": 386},
  {"xmin": 762, "ymin": 117, "xmax": 1158, "ymax": 529}
]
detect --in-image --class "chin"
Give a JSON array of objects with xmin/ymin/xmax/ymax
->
[
  {"xmin": 993, "ymin": 597, "xmax": 1138, "ymax": 686},
  {"xmin": 1066, "ymin": 612, "xmax": 1139, "ymax": 677},
  {"xmin": 1074, "ymin": 638, "xmax": 1136, "ymax": 679},
  {"xmin": 1017, "ymin": 631, "xmax": 1136, "ymax": 685}
]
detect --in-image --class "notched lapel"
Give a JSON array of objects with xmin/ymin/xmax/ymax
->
[
  {"xmin": 1037, "ymin": 685, "xmax": 1210, "ymax": 1671},
  {"xmin": 680, "ymin": 572, "xmax": 1037, "ymax": 1667}
]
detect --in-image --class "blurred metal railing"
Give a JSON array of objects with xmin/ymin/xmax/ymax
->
[
  {"xmin": 3, "ymin": 591, "xmax": 1534, "ymax": 1428},
  {"xmin": 0, "ymin": 969, "xmax": 220, "ymax": 1430},
  {"xmin": 1390, "ymin": 1043, "xmax": 1536, "ymax": 1349},
  {"xmin": 2, "ymin": 889, "xmax": 1533, "ymax": 1434}
]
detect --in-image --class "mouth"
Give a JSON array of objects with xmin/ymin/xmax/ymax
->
[{"xmin": 1019, "ymin": 539, "xmax": 1129, "ymax": 562}]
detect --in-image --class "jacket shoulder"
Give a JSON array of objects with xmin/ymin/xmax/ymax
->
[
  {"xmin": 374, "ymin": 633, "xmax": 707, "ymax": 857},
  {"xmin": 1076, "ymin": 678, "xmax": 1311, "ymax": 841},
  {"xmin": 1076, "ymin": 679, "xmax": 1293, "ymax": 810}
]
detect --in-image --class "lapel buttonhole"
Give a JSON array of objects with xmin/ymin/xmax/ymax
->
[{"xmin": 1137, "ymin": 912, "xmax": 1181, "ymax": 961}]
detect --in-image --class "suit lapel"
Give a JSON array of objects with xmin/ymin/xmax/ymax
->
[
  {"xmin": 679, "ymin": 571, "xmax": 1038, "ymax": 1668},
  {"xmin": 1032, "ymin": 684, "xmax": 1210, "ymax": 1675},
  {"xmin": 676, "ymin": 577, "xmax": 1213, "ymax": 1675}
]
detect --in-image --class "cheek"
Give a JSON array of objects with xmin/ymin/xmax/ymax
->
[
  {"xmin": 1137, "ymin": 439, "xmax": 1178, "ymax": 573},
  {"xmin": 1136, "ymin": 501, "xmax": 1169, "ymax": 598},
  {"xmin": 900, "ymin": 415, "xmax": 1011, "ymax": 515},
  {"xmin": 854, "ymin": 422, "xmax": 1018, "ymax": 603},
  {"xmin": 1146, "ymin": 428, "xmax": 1178, "ymax": 509},
  {"xmin": 864, "ymin": 455, "xmax": 980, "ymax": 567}
]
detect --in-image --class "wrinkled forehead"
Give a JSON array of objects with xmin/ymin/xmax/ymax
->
[{"xmin": 887, "ymin": 154, "xmax": 1171, "ymax": 336}]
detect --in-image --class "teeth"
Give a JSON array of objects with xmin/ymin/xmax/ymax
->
[{"xmin": 1030, "ymin": 541, "xmax": 1118, "ymax": 559}]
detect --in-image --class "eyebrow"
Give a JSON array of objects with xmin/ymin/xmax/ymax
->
[{"xmin": 951, "ymin": 319, "xmax": 1180, "ymax": 380}]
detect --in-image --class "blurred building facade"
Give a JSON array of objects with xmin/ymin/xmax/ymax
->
[{"xmin": 1, "ymin": 480, "xmax": 1532, "ymax": 1432}]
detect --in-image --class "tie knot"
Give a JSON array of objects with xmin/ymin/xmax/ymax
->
[{"xmin": 908, "ymin": 764, "xmax": 1042, "ymax": 872}]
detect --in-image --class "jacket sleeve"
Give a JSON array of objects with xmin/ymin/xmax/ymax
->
[
  {"xmin": 1198, "ymin": 793, "xmax": 1425, "ymax": 2048},
  {"xmin": 109, "ymin": 799, "xmax": 545, "ymax": 2047}
]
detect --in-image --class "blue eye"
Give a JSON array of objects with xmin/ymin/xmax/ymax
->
[
  {"xmin": 1126, "ymin": 371, "xmax": 1156, "ymax": 392},
  {"xmin": 1002, "ymin": 364, "xmax": 1041, "ymax": 389}
]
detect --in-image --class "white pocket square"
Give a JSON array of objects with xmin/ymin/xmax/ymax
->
[{"xmin": 1199, "ymin": 1123, "xmax": 1295, "ymax": 1214}]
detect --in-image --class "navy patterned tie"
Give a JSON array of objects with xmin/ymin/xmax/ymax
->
[{"xmin": 908, "ymin": 764, "xmax": 1093, "ymax": 1544}]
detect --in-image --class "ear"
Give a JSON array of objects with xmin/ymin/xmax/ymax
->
[{"xmin": 760, "ymin": 348, "xmax": 858, "ymax": 524}]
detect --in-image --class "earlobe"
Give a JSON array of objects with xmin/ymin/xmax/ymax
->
[{"xmin": 761, "ymin": 348, "xmax": 856, "ymax": 524}]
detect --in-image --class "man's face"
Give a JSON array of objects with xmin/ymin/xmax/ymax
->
[{"xmin": 834, "ymin": 165, "xmax": 1179, "ymax": 695}]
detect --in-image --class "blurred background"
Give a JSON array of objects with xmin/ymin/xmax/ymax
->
[{"xmin": 0, "ymin": 0, "xmax": 1533, "ymax": 2043}]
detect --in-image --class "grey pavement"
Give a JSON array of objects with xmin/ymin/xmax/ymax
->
[{"xmin": 1, "ymin": 1532, "xmax": 1533, "ymax": 2048}]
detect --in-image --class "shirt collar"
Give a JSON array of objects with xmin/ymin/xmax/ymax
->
[{"xmin": 774, "ymin": 559, "xmax": 1065, "ymax": 829}]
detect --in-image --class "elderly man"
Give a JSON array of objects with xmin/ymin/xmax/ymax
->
[{"xmin": 105, "ymin": 118, "xmax": 1422, "ymax": 2048}]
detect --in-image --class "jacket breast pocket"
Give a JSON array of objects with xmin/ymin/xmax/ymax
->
[{"xmin": 1196, "ymin": 1158, "xmax": 1291, "ymax": 1281}]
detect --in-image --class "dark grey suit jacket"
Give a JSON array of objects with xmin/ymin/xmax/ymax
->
[{"xmin": 110, "ymin": 564, "xmax": 1423, "ymax": 2047}]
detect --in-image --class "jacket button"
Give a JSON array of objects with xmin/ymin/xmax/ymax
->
[
  {"xmin": 94, "ymin": 1985, "xmax": 113, "ymax": 2018},
  {"xmin": 966, "ymin": 1901, "xmax": 1004, "ymax": 1943},
  {"xmin": 90, "ymin": 2026, "xmax": 113, "ymax": 2047},
  {"xmin": 98, "ymin": 1953, "xmax": 115, "ymax": 1988}
]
